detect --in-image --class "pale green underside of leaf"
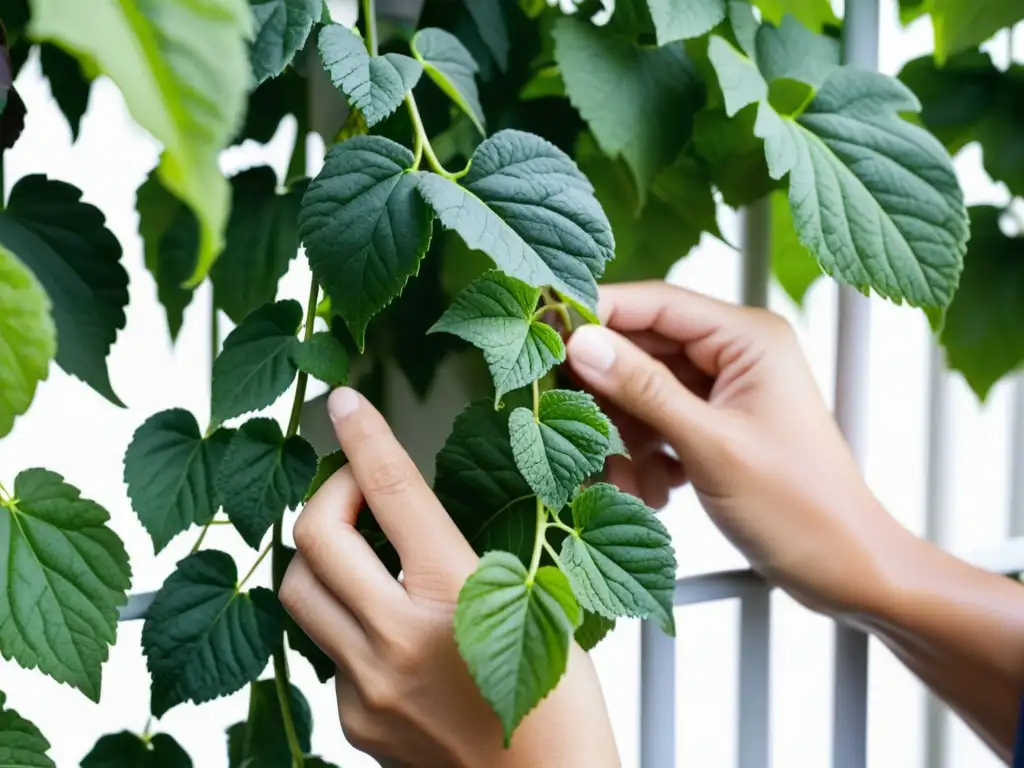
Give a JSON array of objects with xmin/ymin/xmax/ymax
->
[
  {"xmin": 508, "ymin": 390, "xmax": 610, "ymax": 510},
  {"xmin": 81, "ymin": 731, "xmax": 192, "ymax": 768},
  {"xmin": 647, "ymin": 0, "xmax": 726, "ymax": 45},
  {"xmin": 454, "ymin": 552, "xmax": 580, "ymax": 743},
  {"xmin": 250, "ymin": 0, "xmax": 321, "ymax": 85},
  {"xmin": 553, "ymin": 16, "xmax": 702, "ymax": 197},
  {"xmin": 142, "ymin": 550, "xmax": 282, "ymax": 716},
  {"xmin": 210, "ymin": 300, "xmax": 302, "ymax": 426},
  {"xmin": 0, "ymin": 174, "xmax": 128, "ymax": 405},
  {"xmin": 216, "ymin": 418, "xmax": 318, "ymax": 548},
  {"xmin": 123, "ymin": 409, "xmax": 233, "ymax": 553},
  {"xmin": 416, "ymin": 129, "xmax": 614, "ymax": 320},
  {"xmin": 561, "ymin": 483, "xmax": 676, "ymax": 634},
  {"xmin": 0, "ymin": 692, "xmax": 54, "ymax": 768},
  {"xmin": 0, "ymin": 245, "xmax": 54, "ymax": 439},
  {"xmin": 411, "ymin": 27, "xmax": 485, "ymax": 135},
  {"xmin": 941, "ymin": 206, "xmax": 1024, "ymax": 401},
  {"xmin": 298, "ymin": 135, "xmax": 432, "ymax": 350},
  {"xmin": 293, "ymin": 331, "xmax": 349, "ymax": 386},
  {"xmin": 429, "ymin": 270, "xmax": 564, "ymax": 398},
  {"xmin": 0, "ymin": 469, "xmax": 131, "ymax": 701},
  {"xmin": 29, "ymin": 0, "xmax": 252, "ymax": 286},
  {"xmin": 709, "ymin": 36, "xmax": 968, "ymax": 309},
  {"xmin": 318, "ymin": 23, "xmax": 423, "ymax": 127}
]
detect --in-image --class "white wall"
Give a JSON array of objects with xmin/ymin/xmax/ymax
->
[{"xmin": 0, "ymin": 2, "xmax": 1020, "ymax": 766}]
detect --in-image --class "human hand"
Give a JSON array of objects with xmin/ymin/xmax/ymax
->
[
  {"xmin": 280, "ymin": 388, "xmax": 619, "ymax": 768},
  {"xmin": 565, "ymin": 281, "xmax": 912, "ymax": 617}
]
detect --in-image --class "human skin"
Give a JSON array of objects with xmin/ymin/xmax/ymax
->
[{"xmin": 281, "ymin": 281, "xmax": 1024, "ymax": 766}]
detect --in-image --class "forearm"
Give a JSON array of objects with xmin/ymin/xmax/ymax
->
[{"xmin": 852, "ymin": 527, "xmax": 1024, "ymax": 763}]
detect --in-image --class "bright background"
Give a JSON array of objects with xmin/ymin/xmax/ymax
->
[{"xmin": 1, "ymin": 1, "xmax": 1020, "ymax": 766}]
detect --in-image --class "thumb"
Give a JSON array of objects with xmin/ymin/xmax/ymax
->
[{"xmin": 566, "ymin": 323, "xmax": 713, "ymax": 459}]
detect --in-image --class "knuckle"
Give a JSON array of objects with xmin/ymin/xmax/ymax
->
[
  {"xmin": 360, "ymin": 671, "xmax": 400, "ymax": 713},
  {"xmin": 340, "ymin": 713, "xmax": 382, "ymax": 755},
  {"xmin": 750, "ymin": 307, "xmax": 794, "ymax": 340},
  {"xmin": 291, "ymin": 510, "xmax": 322, "ymax": 558},
  {"xmin": 624, "ymin": 360, "xmax": 671, "ymax": 405},
  {"xmin": 278, "ymin": 568, "xmax": 301, "ymax": 613},
  {"xmin": 364, "ymin": 454, "xmax": 415, "ymax": 498},
  {"xmin": 380, "ymin": 629, "xmax": 421, "ymax": 671}
]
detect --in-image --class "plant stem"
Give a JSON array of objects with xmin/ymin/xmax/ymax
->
[
  {"xmin": 549, "ymin": 517, "xmax": 576, "ymax": 536},
  {"xmin": 238, "ymin": 542, "xmax": 273, "ymax": 590},
  {"xmin": 405, "ymin": 94, "xmax": 459, "ymax": 178},
  {"xmin": 190, "ymin": 522, "xmax": 212, "ymax": 554},
  {"xmin": 0, "ymin": 480, "xmax": 9, "ymax": 502},
  {"xmin": 542, "ymin": 538, "xmax": 560, "ymax": 563},
  {"xmin": 286, "ymin": 278, "xmax": 320, "ymax": 438},
  {"xmin": 532, "ymin": 378, "xmax": 540, "ymax": 419},
  {"xmin": 361, "ymin": 0, "xmax": 378, "ymax": 56},
  {"xmin": 526, "ymin": 496, "xmax": 547, "ymax": 584},
  {"xmin": 273, "ymin": 644, "xmax": 304, "ymax": 767}
]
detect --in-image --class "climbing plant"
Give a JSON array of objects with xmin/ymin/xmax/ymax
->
[{"xmin": 0, "ymin": 0, "xmax": 1015, "ymax": 763}]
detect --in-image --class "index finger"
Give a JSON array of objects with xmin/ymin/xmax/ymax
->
[{"xmin": 325, "ymin": 387, "xmax": 476, "ymax": 579}]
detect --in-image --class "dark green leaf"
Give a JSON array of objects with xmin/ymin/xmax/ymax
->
[
  {"xmin": 81, "ymin": 731, "xmax": 192, "ymax": 768},
  {"xmin": 280, "ymin": 545, "xmax": 336, "ymax": 682},
  {"xmin": 509, "ymin": 390, "xmax": 611, "ymax": 510},
  {"xmin": 553, "ymin": 16, "xmax": 703, "ymax": 197},
  {"xmin": 462, "ymin": 0, "xmax": 508, "ymax": 71},
  {"xmin": 411, "ymin": 27, "xmax": 485, "ymax": 135},
  {"xmin": 210, "ymin": 168, "xmax": 304, "ymax": 324},
  {"xmin": 429, "ymin": 270, "xmax": 564, "ymax": 399},
  {"xmin": 39, "ymin": 43, "xmax": 91, "ymax": 140},
  {"xmin": 0, "ymin": 245, "xmax": 55, "ymax": 438},
  {"xmin": 226, "ymin": 678, "xmax": 312, "ymax": 767},
  {"xmin": 293, "ymin": 331, "xmax": 349, "ymax": 386},
  {"xmin": 941, "ymin": 206, "xmax": 1024, "ymax": 401},
  {"xmin": 215, "ymin": 419, "xmax": 318, "ymax": 548},
  {"xmin": 142, "ymin": 550, "xmax": 283, "ymax": 716},
  {"xmin": 318, "ymin": 22, "xmax": 423, "ymax": 126},
  {"xmin": 575, "ymin": 610, "xmax": 615, "ymax": 651},
  {"xmin": 31, "ymin": 0, "xmax": 252, "ymax": 285},
  {"xmin": 647, "ymin": 0, "xmax": 726, "ymax": 44},
  {"xmin": 0, "ymin": 690, "xmax": 53, "ymax": 767},
  {"xmin": 434, "ymin": 400, "xmax": 537, "ymax": 564},
  {"xmin": 304, "ymin": 448, "xmax": 347, "ymax": 502},
  {"xmin": 0, "ymin": 175, "xmax": 128, "ymax": 405},
  {"xmin": 135, "ymin": 169, "xmax": 198, "ymax": 341},
  {"xmin": 560, "ymin": 483, "xmax": 676, "ymax": 634},
  {"xmin": 454, "ymin": 551, "xmax": 580, "ymax": 744},
  {"xmin": 298, "ymin": 136, "xmax": 432, "ymax": 349},
  {"xmin": 210, "ymin": 300, "xmax": 302, "ymax": 426},
  {"xmin": 250, "ymin": 0, "xmax": 321, "ymax": 85},
  {"xmin": 0, "ymin": 469, "xmax": 131, "ymax": 701},
  {"xmin": 416, "ymin": 129, "xmax": 614, "ymax": 320},
  {"xmin": 0, "ymin": 84, "xmax": 25, "ymax": 150},
  {"xmin": 233, "ymin": 66, "xmax": 306, "ymax": 146},
  {"xmin": 124, "ymin": 409, "xmax": 234, "ymax": 553},
  {"xmin": 692, "ymin": 105, "xmax": 776, "ymax": 207}
]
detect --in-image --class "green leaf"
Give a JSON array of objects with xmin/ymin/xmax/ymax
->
[
  {"xmin": 940, "ymin": 207, "xmax": 1024, "ymax": 401},
  {"xmin": 429, "ymin": 270, "xmax": 564, "ymax": 399},
  {"xmin": 0, "ymin": 174, "xmax": 128, "ymax": 405},
  {"xmin": 454, "ymin": 551, "xmax": 580, "ymax": 744},
  {"xmin": 124, "ymin": 409, "xmax": 234, "ymax": 553},
  {"xmin": 575, "ymin": 610, "xmax": 615, "ymax": 651},
  {"xmin": 210, "ymin": 168, "xmax": 304, "ymax": 324},
  {"xmin": 434, "ymin": 400, "xmax": 538, "ymax": 564},
  {"xmin": 304, "ymin": 448, "xmax": 347, "ymax": 502},
  {"xmin": 210, "ymin": 300, "xmax": 302, "ymax": 426},
  {"xmin": 692, "ymin": 105, "xmax": 776, "ymax": 207},
  {"xmin": 411, "ymin": 27, "xmax": 485, "ymax": 135},
  {"xmin": 710, "ymin": 37, "xmax": 969, "ymax": 309},
  {"xmin": 647, "ymin": 0, "xmax": 726, "ymax": 44},
  {"xmin": 0, "ymin": 469, "xmax": 131, "ymax": 701},
  {"xmin": 81, "ymin": 731, "xmax": 192, "ymax": 768},
  {"xmin": 553, "ymin": 15, "xmax": 703, "ymax": 196},
  {"xmin": 754, "ymin": 13, "xmax": 838, "ymax": 113},
  {"xmin": 29, "ymin": 0, "xmax": 252, "ymax": 286},
  {"xmin": 215, "ymin": 419, "xmax": 318, "ymax": 548},
  {"xmin": 293, "ymin": 331, "xmax": 349, "ymax": 387},
  {"xmin": 770, "ymin": 189, "xmax": 821, "ymax": 305},
  {"xmin": 509, "ymin": 390, "xmax": 611, "ymax": 510},
  {"xmin": 298, "ymin": 135, "xmax": 432, "ymax": 350},
  {"xmin": 416, "ymin": 130, "xmax": 614, "ymax": 320},
  {"xmin": 38, "ymin": 43, "xmax": 90, "ymax": 140},
  {"xmin": 135, "ymin": 169, "xmax": 198, "ymax": 341},
  {"xmin": 0, "ymin": 691, "xmax": 54, "ymax": 768},
  {"xmin": 226, "ymin": 679, "xmax": 312, "ymax": 768},
  {"xmin": 279, "ymin": 546, "xmax": 336, "ymax": 682},
  {"xmin": 142, "ymin": 550, "xmax": 283, "ymax": 717},
  {"xmin": 463, "ymin": 0, "xmax": 508, "ymax": 71},
  {"xmin": 560, "ymin": 483, "xmax": 676, "ymax": 634},
  {"xmin": 232, "ymin": 65, "xmax": 306, "ymax": 146},
  {"xmin": 250, "ymin": 0, "xmax": 320, "ymax": 85},
  {"xmin": 0, "ymin": 245, "xmax": 54, "ymax": 438},
  {"xmin": 317, "ymin": 22, "xmax": 423, "ymax": 127},
  {"xmin": 752, "ymin": 0, "xmax": 839, "ymax": 30},
  {"xmin": 928, "ymin": 0, "xmax": 1024, "ymax": 64}
]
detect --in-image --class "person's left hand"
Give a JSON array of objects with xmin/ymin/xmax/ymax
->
[{"xmin": 280, "ymin": 387, "xmax": 618, "ymax": 768}]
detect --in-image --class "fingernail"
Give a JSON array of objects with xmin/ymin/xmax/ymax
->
[
  {"xmin": 328, "ymin": 387, "xmax": 360, "ymax": 422},
  {"xmin": 569, "ymin": 325, "xmax": 616, "ymax": 372}
]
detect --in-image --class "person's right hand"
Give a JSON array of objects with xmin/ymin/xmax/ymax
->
[{"xmin": 566, "ymin": 281, "xmax": 913, "ymax": 618}]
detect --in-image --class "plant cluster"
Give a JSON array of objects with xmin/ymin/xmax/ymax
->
[{"xmin": 0, "ymin": 0, "xmax": 1018, "ymax": 764}]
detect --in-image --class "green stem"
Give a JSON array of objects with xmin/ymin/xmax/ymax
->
[
  {"xmin": 190, "ymin": 522, "xmax": 212, "ymax": 554},
  {"xmin": 550, "ymin": 517, "xmax": 575, "ymax": 536},
  {"xmin": 542, "ymin": 538, "xmax": 560, "ymax": 563},
  {"xmin": 273, "ymin": 644, "xmax": 304, "ymax": 768},
  {"xmin": 286, "ymin": 278, "xmax": 320, "ymax": 439},
  {"xmin": 532, "ymin": 379, "xmax": 540, "ymax": 419},
  {"xmin": 237, "ymin": 542, "xmax": 273, "ymax": 590},
  {"xmin": 0, "ymin": 480, "xmax": 9, "ymax": 502},
  {"xmin": 526, "ymin": 496, "xmax": 546, "ymax": 584},
  {"xmin": 361, "ymin": 0, "xmax": 378, "ymax": 56},
  {"xmin": 405, "ymin": 94, "xmax": 461, "ymax": 178}
]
